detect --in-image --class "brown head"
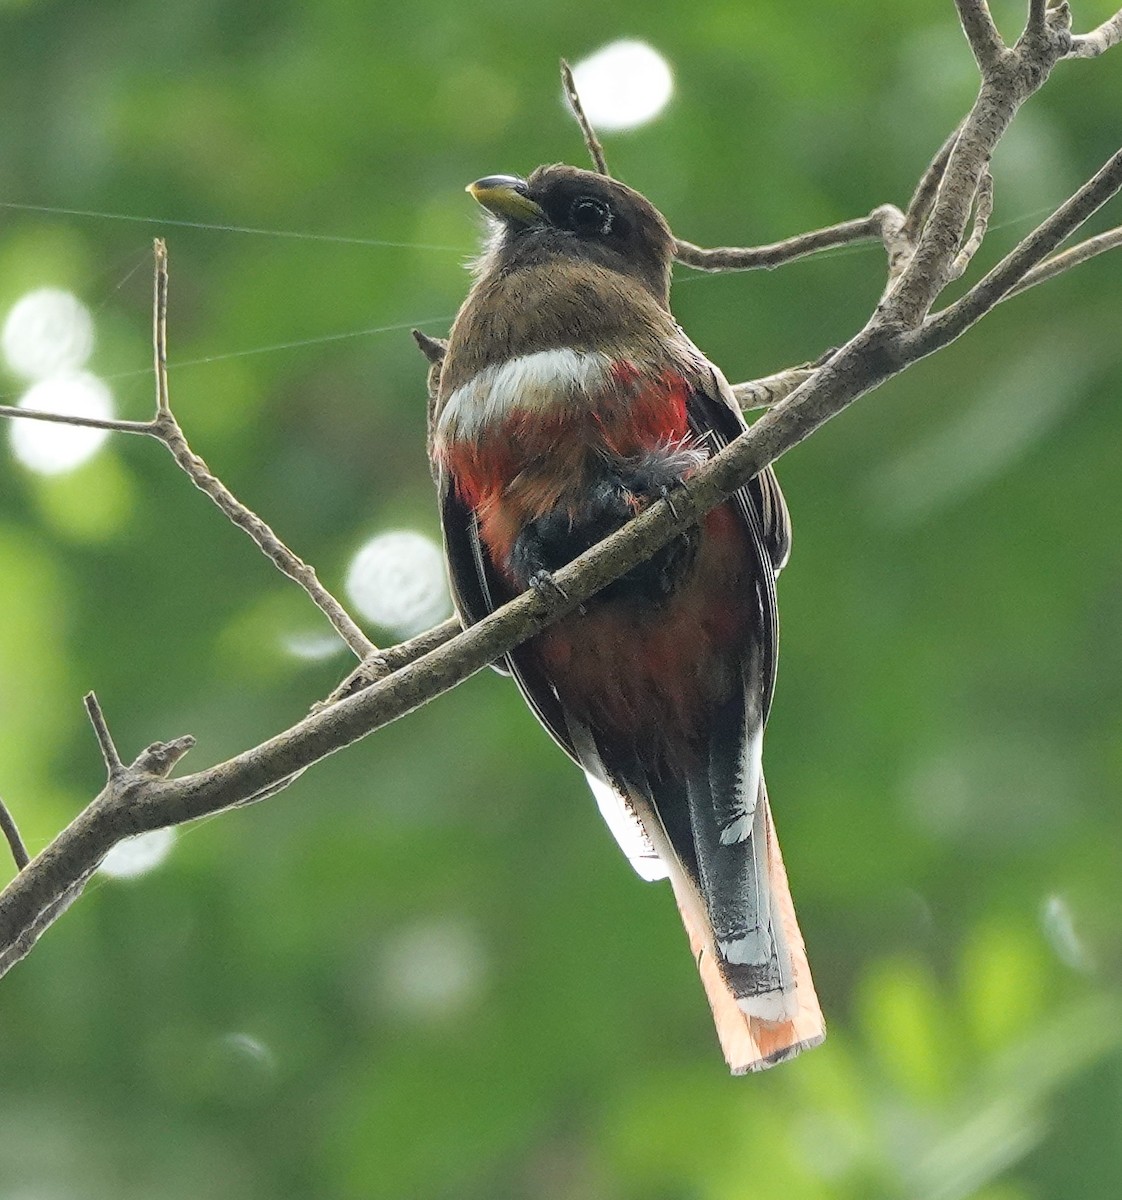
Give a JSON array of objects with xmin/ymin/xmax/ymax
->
[{"xmin": 468, "ymin": 164, "xmax": 676, "ymax": 307}]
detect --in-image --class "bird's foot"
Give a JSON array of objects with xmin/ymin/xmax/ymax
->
[
  {"xmin": 528, "ymin": 569, "xmax": 569, "ymax": 607},
  {"xmin": 659, "ymin": 483, "xmax": 680, "ymax": 521}
]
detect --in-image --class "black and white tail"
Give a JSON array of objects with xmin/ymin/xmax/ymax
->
[
  {"xmin": 573, "ymin": 716, "xmax": 824, "ymax": 1073},
  {"xmin": 665, "ymin": 778, "xmax": 824, "ymax": 1071}
]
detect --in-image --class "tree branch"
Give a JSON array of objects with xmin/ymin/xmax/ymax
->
[
  {"xmin": 2, "ymin": 0, "xmax": 1122, "ymax": 979},
  {"xmin": 955, "ymin": 0, "xmax": 1007, "ymax": 71},
  {"xmin": 947, "ymin": 165, "xmax": 994, "ymax": 281},
  {"xmin": 0, "ymin": 405, "xmax": 157, "ymax": 435},
  {"xmin": 1068, "ymin": 9, "xmax": 1122, "ymax": 57},
  {"xmin": 153, "ymin": 239, "xmax": 171, "ymax": 416},
  {"xmin": 146, "ymin": 243, "xmax": 376, "ymax": 661},
  {"xmin": 882, "ymin": 1, "xmax": 1076, "ymax": 328},
  {"xmin": 1025, "ymin": 0, "xmax": 1051, "ymax": 37},
  {"xmin": 900, "ymin": 123, "xmax": 965, "ymax": 245},
  {"xmin": 0, "ymin": 723, "xmax": 197, "ymax": 974},
  {"xmin": 316, "ymin": 615, "xmax": 462, "ymax": 710},
  {"xmin": 1005, "ymin": 223, "xmax": 1122, "ymax": 296},
  {"xmin": 912, "ymin": 144, "xmax": 1122, "ymax": 353},
  {"xmin": 731, "ymin": 367, "xmax": 819, "ymax": 412},
  {"xmin": 0, "ymin": 320, "xmax": 1021, "ymax": 970}
]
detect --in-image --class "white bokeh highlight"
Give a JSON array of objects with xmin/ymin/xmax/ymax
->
[
  {"xmin": 2, "ymin": 288, "xmax": 95, "ymax": 381},
  {"xmin": 345, "ymin": 530, "xmax": 450, "ymax": 638},
  {"xmin": 219, "ymin": 1031, "xmax": 278, "ymax": 1074},
  {"xmin": 569, "ymin": 41, "xmax": 674, "ymax": 132},
  {"xmin": 281, "ymin": 629, "xmax": 346, "ymax": 662},
  {"xmin": 378, "ymin": 917, "xmax": 487, "ymax": 1020},
  {"xmin": 1041, "ymin": 893, "xmax": 1096, "ymax": 974},
  {"xmin": 98, "ymin": 827, "xmax": 176, "ymax": 880},
  {"xmin": 9, "ymin": 372, "xmax": 114, "ymax": 475}
]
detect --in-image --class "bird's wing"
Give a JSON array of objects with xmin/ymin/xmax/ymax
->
[
  {"xmin": 690, "ymin": 360, "xmax": 792, "ymax": 574},
  {"xmin": 682, "ymin": 362, "xmax": 789, "ymax": 721},
  {"xmin": 437, "ymin": 467, "xmax": 671, "ymax": 881},
  {"xmin": 439, "ymin": 468, "xmax": 612, "ymax": 774},
  {"xmin": 437, "ymin": 469, "xmax": 501, "ymax": 631}
]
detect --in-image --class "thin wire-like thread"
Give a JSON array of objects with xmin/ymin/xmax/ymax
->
[
  {"xmin": 89, "ymin": 250, "xmax": 154, "ymax": 315},
  {"xmin": 160, "ymin": 317, "xmax": 454, "ymax": 368},
  {"xmin": 0, "ymin": 200, "xmax": 469, "ymax": 253},
  {"xmin": 0, "ymin": 316, "xmax": 455, "ymax": 406}
]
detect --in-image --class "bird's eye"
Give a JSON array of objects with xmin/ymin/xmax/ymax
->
[{"xmin": 569, "ymin": 196, "xmax": 613, "ymax": 236}]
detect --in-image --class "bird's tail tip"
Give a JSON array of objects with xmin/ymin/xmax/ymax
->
[{"xmin": 730, "ymin": 1030, "xmax": 827, "ymax": 1074}]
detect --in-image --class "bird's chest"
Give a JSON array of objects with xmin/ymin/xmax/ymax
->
[{"xmin": 434, "ymin": 348, "xmax": 690, "ymax": 523}]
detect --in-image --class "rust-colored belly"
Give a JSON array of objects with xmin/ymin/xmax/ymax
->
[{"xmin": 534, "ymin": 503, "xmax": 754, "ymax": 751}]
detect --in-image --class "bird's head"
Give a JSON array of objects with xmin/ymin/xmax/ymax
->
[{"xmin": 467, "ymin": 164, "xmax": 675, "ymax": 306}]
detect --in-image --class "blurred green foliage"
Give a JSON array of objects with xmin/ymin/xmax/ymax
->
[{"xmin": 1, "ymin": 0, "xmax": 1121, "ymax": 1197}]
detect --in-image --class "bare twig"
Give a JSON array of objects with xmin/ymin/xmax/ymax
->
[
  {"xmin": 83, "ymin": 692, "xmax": 124, "ymax": 777},
  {"xmin": 0, "ymin": 721, "xmax": 198, "ymax": 975},
  {"xmin": 0, "ymin": 798, "xmax": 29, "ymax": 871},
  {"xmin": 154, "ymin": 415, "xmax": 373, "ymax": 658},
  {"xmin": 153, "ymin": 239, "xmax": 170, "ymax": 415},
  {"xmin": 0, "ymin": 869, "xmax": 96, "ymax": 975},
  {"xmin": 672, "ymin": 123, "xmax": 965, "ymax": 289},
  {"xmin": 411, "ymin": 330, "xmax": 447, "ymax": 365},
  {"xmin": 1005, "ymin": 224, "xmax": 1122, "ymax": 296},
  {"xmin": 880, "ymin": 128, "xmax": 967, "ymax": 299},
  {"xmin": 560, "ymin": 59, "xmax": 610, "ymax": 176},
  {"xmin": 1020, "ymin": 0, "xmax": 1076, "ymax": 54},
  {"xmin": 317, "ymin": 615, "xmax": 462, "ymax": 710},
  {"xmin": 901, "ymin": 124, "xmax": 965, "ymax": 245},
  {"xmin": 875, "ymin": 206, "xmax": 912, "ymax": 286},
  {"xmin": 731, "ymin": 367, "xmax": 819, "ymax": 412},
  {"xmin": 131, "ymin": 736, "xmax": 196, "ymax": 778},
  {"xmin": 674, "ymin": 207, "xmax": 904, "ymax": 272},
  {"xmin": 0, "ymin": 406, "xmax": 156, "ymax": 435},
  {"xmin": 1026, "ymin": 0, "xmax": 1050, "ymax": 37},
  {"xmin": 883, "ymin": 1, "xmax": 1078, "ymax": 329},
  {"xmin": 414, "ymin": 329, "xmax": 448, "ymax": 442},
  {"xmin": 147, "ymin": 241, "xmax": 374, "ymax": 660}
]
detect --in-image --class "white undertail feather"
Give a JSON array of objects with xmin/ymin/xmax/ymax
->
[
  {"xmin": 583, "ymin": 769, "xmax": 669, "ymax": 882},
  {"xmin": 716, "ymin": 722, "xmax": 762, "ymax": 846}
]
